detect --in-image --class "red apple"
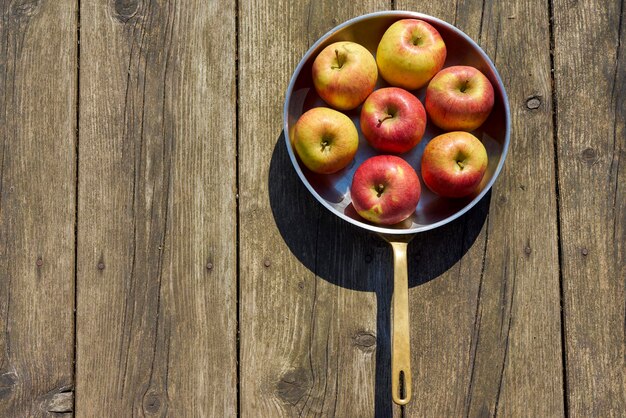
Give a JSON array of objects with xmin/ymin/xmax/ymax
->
[
  {"xmin": 376, "ymin": 19, "xmax": 447, "ymax": 90},
  {"xmin": 360, "ymin": 87, "xmax": 427, "ymax": 154},
  {"xmin": 351, "ymin": 155, "xmax": 421, "ymax": 225},
  {"xmin": 425, "ymin": 65, "xmax": 495, "ymax": 131},
  {"xmin": 312, "ymin": 41, "xmax": 378, "ymax": 110},
  {"xmin": 293, "ymin": 107, "xmax": 359, "ymax": 174},
  {"xmin": 421, "ymin": 131, "xmax": 488, "ymax": 198}
]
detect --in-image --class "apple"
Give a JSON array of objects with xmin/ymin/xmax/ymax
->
[
  {"xmin": 360, "ymin": 87, "xmax": 427, "ymax": 154},
  {"xmin": 376, "ymin": 19, "xmax": 447, "ymax": 90},
  {"xmin": 425, "ymin": 65, "xmax": 495, "ymax": 131},
  {"xmin": 293, "ymin": 107, "xmax": 359, "ymax": 174},
  {"xmin": 312, "ymin": 41, "xmax": 378, "ymax": 110},
  {"xmin": 421, "ymin": 131, "xmax": 488, "ymax": 198},
  {"xmin": 351, "ymin": 155, "xmax": 421, "ymax": 225}
]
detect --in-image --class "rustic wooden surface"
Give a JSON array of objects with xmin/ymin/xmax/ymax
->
[
  {"xmin": 0, "ymin": 0, "xmax": 624, "ymax": 417},
  {"xmin": 0, "ymin": 1, "xmax": 76, "ymax": 416},
  {"xmin": 396, "ymin": 0, "xmax": 566, "ymax": 416},
  {"xmin": 77, "ymin": 0, "xmax": 236, "ymax": 416},
  {"xmin": 553, "ymin": 0, "xmax": 626, "ymax": 415}
]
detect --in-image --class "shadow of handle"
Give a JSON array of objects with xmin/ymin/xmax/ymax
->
[{"xmin": 390, "ymin": 240, "xmax": 412, "ymax": 406}]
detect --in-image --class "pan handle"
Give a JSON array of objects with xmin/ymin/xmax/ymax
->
[{"xmin": 390, "ymin": 240, "xmax": 412, "ymax": 405}]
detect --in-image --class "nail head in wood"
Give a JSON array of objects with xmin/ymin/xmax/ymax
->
[
  {"xmin": 581, "ymin": 248, "xmax": 589, "ymax": 256},
  {"xmin": 36, "ymin": 258, "xmax": 43, "ymax": 267},
  {"xmin": 264, "ymin": 259, "xmax": 271, "ymax": 267}
]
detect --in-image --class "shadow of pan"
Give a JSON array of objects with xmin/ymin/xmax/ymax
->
[{"xmin": 268, "ymin": 132, "xmax": 490, "ymax": 415}]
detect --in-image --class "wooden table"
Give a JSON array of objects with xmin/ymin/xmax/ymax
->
[{"xmin": 0, "ymin": 0, "xmax": 623, "ymax": 416}]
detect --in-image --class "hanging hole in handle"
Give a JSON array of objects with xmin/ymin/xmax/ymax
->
[{"xmin": 396, "ymin": 370, "xmax": 408, "ymax": 404}]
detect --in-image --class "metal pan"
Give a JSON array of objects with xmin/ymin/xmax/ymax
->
[{"xmin": 283, "ymin": 11, "xmax": 510, "ymax": 406}]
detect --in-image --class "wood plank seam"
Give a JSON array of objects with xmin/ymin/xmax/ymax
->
[
  {"xmin": 73, "ymin": 0, "xmax": 81, "ymax": 415},
  {"xmin": 547, "ymin": 0, "xmax": 569, "ymax": 416},
  {"xmin": 464, "ymin": 211, "xmax": 490, "ymax": 417},
  {"xmin": 235, "ymin": 0, "xmax": 242, "ymax": 416}
]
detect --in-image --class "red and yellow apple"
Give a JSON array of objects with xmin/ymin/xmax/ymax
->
[
  {"xmin": 421, "ymin": 131, "xmax": 488, "ymax": 198},
  {"xmin": 350, "ymin": 155, "xmax": 421, "ymax": 225},
  {"xmin": 312, "ymin": 41, "xmax": 378, "ymax": 110},
  {"xmin": 376, "ymin": 19, "xmax": 447, "ymax": 90},
  {"xmin": 425, "ymin": 65, "xmax": 495, "ymax": 131},
  {"xmin": 360, "ymin": 87, "xmax": 427, "ymax": 154},
  {"xmin": 293, "ymin": 107, "xmax": 359, "ymax": 174}
]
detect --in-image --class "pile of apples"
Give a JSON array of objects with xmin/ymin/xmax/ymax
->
[{"xmin": 293, "ymin": 19, "xmax": 494, "ymax": 226}]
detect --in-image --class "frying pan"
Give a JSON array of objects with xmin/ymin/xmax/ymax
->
[{"xmin": 283, "ymin": 11, "xmax": 510, "ymax": 405}]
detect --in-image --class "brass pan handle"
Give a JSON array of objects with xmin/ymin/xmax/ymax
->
[{"xmin": 390, "ymin": 240, "xmax": 411, "ymax": 405}]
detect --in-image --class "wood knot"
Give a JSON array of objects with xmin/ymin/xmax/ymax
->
[
  {"xmin": 526, "ymin": 96, "xmax": 541, "ymax": 110},
  {"xmin": 142, "ymin": 390, "xmax": 163, "ymax": 415},
  {"xmin": 581, "ymin": 147, "xmax": 597, "ymax": 164},
  {"xmin": 113, "ymin": 0, "xmax": 140, "ymax": 23},
  {"xmin": 353, "ymin": 331, "xmax": 376, "ymax": 352},
  {"xmin": 10, "ymin": 0, "xmax": 40, "ymax": 19},
  {"xmin": 276, "ymin": 368, "xmax": 311, "ymax": 405},
  {"xmin": 497, "ymin": 195, "xmax": 507, "ymax": 205},
  {"xmin": 0, "ymin": 371, "xmax": 18, "ymax": 398},
  {"xmin": 44, "ymin": 387, "xmax": 73, "ymax": 413}
]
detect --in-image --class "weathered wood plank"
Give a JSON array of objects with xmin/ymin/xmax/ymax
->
[
  {"xmin": 553, "ymin": 0, "xmax": 626, "ymax": 415},
  {"xmin": 0, "ymin": 0, "xmax": 76, "ymax": 416},
  {"xmin": 396, "ymin": 1, "xmax": 565, "ymax": 416},
  {"xmin": 77, "ymin": 1, "xmax": 237, "ymax": 415},
  {"xmin": 238, "ymin": 1, "xmax": 396, "ymax": 416}
]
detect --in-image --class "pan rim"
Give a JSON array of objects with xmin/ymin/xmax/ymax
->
[{"xmin": 283, "ymin": 10, "xmax": 511, "ymax": 235}]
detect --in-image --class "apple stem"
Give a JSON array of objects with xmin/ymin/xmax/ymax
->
[
  {"xmin": 376, "ymin": 183, "xmax": 385, "ymax": 197},
  {"xmin": 457, "ymin": 161, "xmax": 465, "ymax": 169},
  {"xmin": 377, "ymin": 114, "xmax": 393, "ymax": 127},
  {"xmin": 331, "ymin": 49, "xmax": 345, "ymax": 69}
]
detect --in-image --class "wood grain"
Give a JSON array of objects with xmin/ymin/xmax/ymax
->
[
  {"xmin": 76, "ymin": 0, "xmax": 237, "ymax": 415},
  {"xmin": 396, "ymin": 1, "xmax": 565, "ymax": 416},
  {"xmin": 238, "ymin": 0, "xmax": 397, "ymax": 416},
  {"xmin": 0, "ymin": 0, "xmax": 76, "ymax": 416},
  {"xmin": 553, "ymin": 0, "xmax": 626, "ymax": 415},
  {"xmin": 0, "ymin": 1, "xmax": 622, "ymax": 416}
]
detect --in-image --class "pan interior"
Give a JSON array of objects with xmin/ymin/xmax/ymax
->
[{"xmin": 284, "ymin": 12, "xmax": 510, "ymax": 234}]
